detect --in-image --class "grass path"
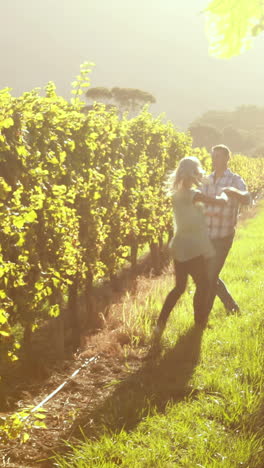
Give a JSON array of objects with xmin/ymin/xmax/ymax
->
[{"xmin": 55, "ymin": 203, "xmax": 264, "ymax": 468}]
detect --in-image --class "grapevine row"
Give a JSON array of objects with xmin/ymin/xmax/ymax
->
[{"xmin": 0, "ymin": 84, "xmax": 263, "ymax": 360}]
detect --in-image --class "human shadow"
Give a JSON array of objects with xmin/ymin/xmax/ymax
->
[
  {"xmin": 72, "ymin": 324, "xmax": 204, "ymax": 439},
  {"xmin": 0, "ymin": 247, "xmax": 172, "ymax": 412}
]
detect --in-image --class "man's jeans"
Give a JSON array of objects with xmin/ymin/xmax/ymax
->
[{"xmin": 206, "ymin": 234, "xmax": 237, "ymax": 315}]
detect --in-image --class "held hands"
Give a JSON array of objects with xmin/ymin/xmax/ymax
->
[{"xmin": 216, "ymin": 192, "xmax": 228, "ymax": 205}]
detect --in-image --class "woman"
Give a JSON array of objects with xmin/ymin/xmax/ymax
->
[{"xmin": 155, "ymin": 156, "xmax": 227, "ymax": 337}]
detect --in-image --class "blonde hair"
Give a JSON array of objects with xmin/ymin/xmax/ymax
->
[{"xmin": 165, "ymin": 156, "xmax": 205, "ymax": 196}]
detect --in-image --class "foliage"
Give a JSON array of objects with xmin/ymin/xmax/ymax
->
[
  {"xmin": 71, "ymin": 61, "xmax": 95, "ymax": 102},
  {"xmin": 86, "ymin": 86, "xmax": 156, "ymax": 115},
  {"xmin": 0, "ymin": 84, "xmax": 191, "ymax": 364},
  {"xmin": 189, "ymin": 105, "xmax": 264, "ymax": 156},
  {"xmin": 111, "ymin": 87, "xmax": 156, "ymax": 114},
  {"xmin": 204, "ymin": 0, "xmax": 264, "ymax": 58},
  {"xmin": 189, "ymin": 124, "xmax": 222, "ymax": 151},
  {"xmin": 85, "ymin": 87, "xmax": 112, "ymax": 101},
  {"xmin": 0, "ymin": 406, "xmax": 47, "ymax": 444},
  {"xmin": 0, "ymin": 82, "xmax": 263, "ymax": 367}
]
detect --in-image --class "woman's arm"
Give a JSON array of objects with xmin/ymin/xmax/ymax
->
[{"xmin": 193, "ymin": 191, "xmax": 228, "ymax": 206}]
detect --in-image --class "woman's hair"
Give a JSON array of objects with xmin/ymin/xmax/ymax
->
[{"xmin": 164, "ymin": 156, "xmax": 205, "ymax": 196}]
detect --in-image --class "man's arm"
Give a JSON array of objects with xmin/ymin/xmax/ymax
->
[{"xmin": 222, "ymin": 187, "xmax": 251, "ymax": 205}]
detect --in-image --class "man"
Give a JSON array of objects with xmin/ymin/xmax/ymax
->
[{"xmin": 202, "ymin": 144, "xmax": 251, "ymax": 316}]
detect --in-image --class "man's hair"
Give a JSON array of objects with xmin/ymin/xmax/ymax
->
[{"xmin": 211, "ymin": 144, "xmax": 231, "ymax": 159}]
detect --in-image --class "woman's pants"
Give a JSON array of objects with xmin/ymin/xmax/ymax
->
[{"xmin": 157, "ymin": 255, "xmax": 208, "ymax": 327}]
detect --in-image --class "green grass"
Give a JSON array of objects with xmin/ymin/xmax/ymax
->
[{"xmin": 54, "ymin": 203, "xmax": 264, "ymax": 468}]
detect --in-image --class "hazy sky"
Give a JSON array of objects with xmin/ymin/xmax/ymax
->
[{"xmin": 1, "ymin": 0, "xmax": 264, "ymax": 128}]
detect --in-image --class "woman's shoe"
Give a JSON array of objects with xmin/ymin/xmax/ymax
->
[{"xmin": 152, "ymin": 321, "xmax": 165, "ymax": 342}]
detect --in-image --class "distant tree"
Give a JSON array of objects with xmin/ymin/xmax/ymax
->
[
  {"xmin": 204, "ymin": 0, "xmax": 264, "ymax": 58},
  {"xmin": 193, "ymin": 106, "xmax": 264, "ymax": 132},
  {"xmin": 236, "ymin": 129, "xmax": 256, "ymax": 153},
  {"xmin": 191, "ymin": 110, "xmax": 233, "ymax": 131},
  {"xmin": 252, "ymin": 145, "xmax": 264, "ymax": 157},
  {"xmin": 222, "ymin": 126, "xmax": 245, "ymax": 153},
  {"xmin": 111, "ymin": 87, "xmax": 156, "ymax": 114},
  {"xmin": 189, "ymin": 124, "xmax": 222, "ymax": 150},
  {"xmin": 85, "ymin": 87, "xmax": 112, "ymax": 102},
  {"xmin": 190, "ymin": 106, "xmax": 264, "ymax": 155},
  {"xmin": 233, "ymin": 105, "xmax": 264, "ymax": 130},
  {"xmin": 85, "ymin": 86, "xmax": 156, "ymax": 116}
]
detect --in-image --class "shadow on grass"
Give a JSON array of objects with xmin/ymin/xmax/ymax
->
[
  {"xmin": 37, "ymin": 325, "xmax": 203, "ymax": 466},
  {"xmin": 72, "ymin": 324, "xmax": 203, "ymax": 439},
  {"xmin": 0, "ymin": 248, "xmax": 172, "ymax": 412}
]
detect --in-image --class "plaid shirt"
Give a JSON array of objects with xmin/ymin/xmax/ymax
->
[{"xmin": 201, "ymin": 169, "xmax": 247, "ymax": 239}]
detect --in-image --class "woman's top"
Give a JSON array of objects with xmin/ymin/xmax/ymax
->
[{"xmin": 169, "ymin": 188, "xmax": 215, "ymax": 262}]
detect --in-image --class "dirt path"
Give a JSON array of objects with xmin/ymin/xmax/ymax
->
[{"xmin": 2, "ymin": 349, "xmax": 149, "ymax": 467}]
